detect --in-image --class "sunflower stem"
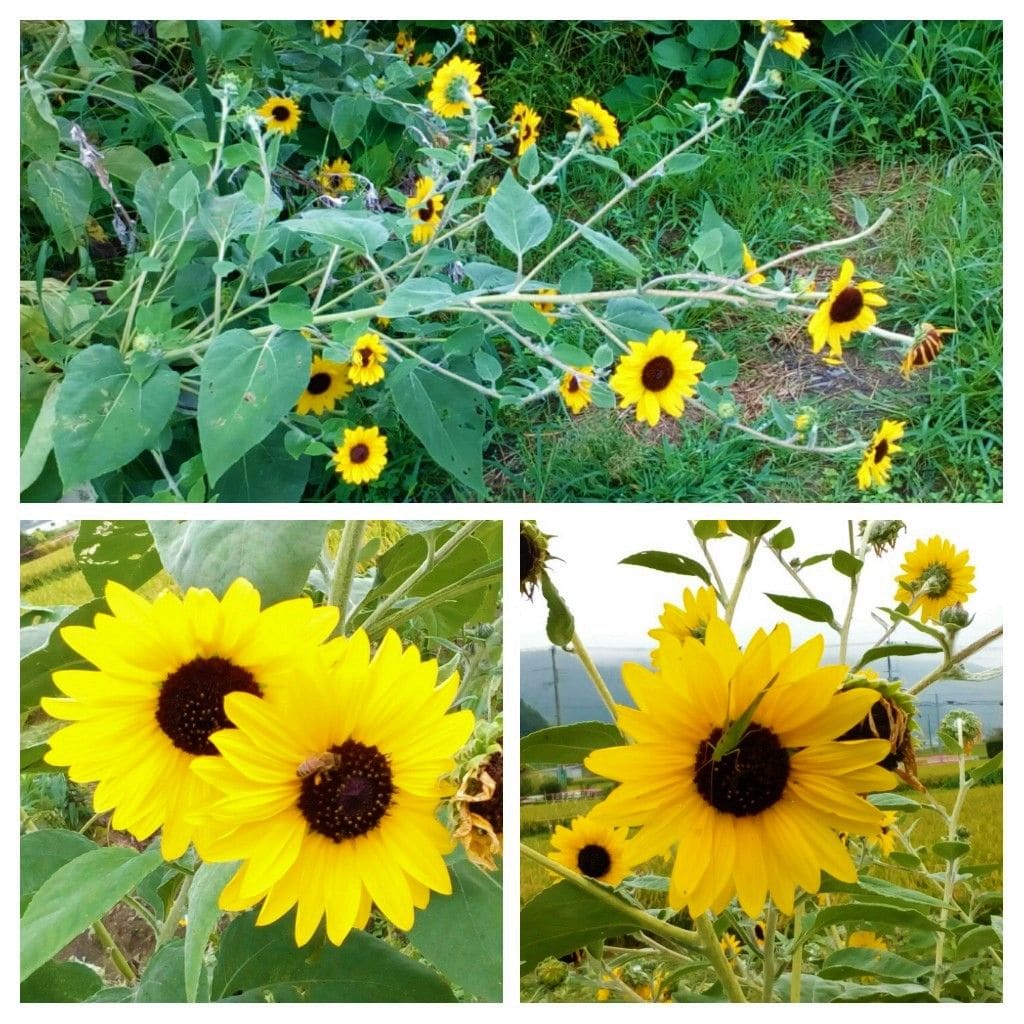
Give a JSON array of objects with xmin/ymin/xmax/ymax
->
[
  {"xmin": 789, "ymin": 896, "xmax": 805, "ymax": 1002},
  {"xmin": 696, "ymin": 913, "xmax": 747, "ymax": 1002},
  {"xmin": 724, "ymin": 537, "xmax": 757, "ymax": 625},
  {"xmin": 157, "ymin": 872, "xmax": 192, "ymax": 948},
  {"xmin": 329, "ymin": 519, "xmax": 367, "ymax": 632},
  {"xmin": 838, "ymin": 525, "xmax": 871, "ymax": 664},
  {"xmin": 570, "ymin": 631, "xmax": 617, "ymax": 720},
  {"xmin": 762, "ymin": 538, "xmax": 842, "ymax": 632},
  {"xmin": 520, "ymin": 843, "xmax": 700, "ymax": 950},
  {"xmin": 92, "ymin": 918, "xmax": 137, "ymax": 983},
  {"xmin": 908, "ymin": 626, "xmax": 1002, "ymax": 696},
  {"xmin": 185, "ymin": 22, "xmax": 219, "ymax": 154},
  {"xmin": 760, "ymin": 904, "xmax": 778, "ymax": 1002}
]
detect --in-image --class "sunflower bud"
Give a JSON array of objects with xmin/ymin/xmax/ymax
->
[
  {"xmin": 859, "ymin": 519, "xmax": 907, "ymax": 556},
  {"xmin": 132, "ymin": 332, "xmax": 157, "ymax": 353},
  {"xmin": 717, "ymin": 97, "xmax": 741, "ymax": 117},
  {"xmin": 716, "ymin": 399, "xmax": 738, "ymax": 422},
  {"xmin": 766, "ymin": 69, "xmax": 784, "ymax": 88},
  {"xmin": 939, "ymin": 603, "xmax": 973, "ymax": 631},
  {"xmin": 793, "ymin": 409, "xmax": 816, "ymax": 433},
  {"xmin": 536, "ymin": 957, "xmax": 568, "ymax": 989},
  {"xmin": 938, "ymin": 709, "xmax": 983, "ymax": 756}
]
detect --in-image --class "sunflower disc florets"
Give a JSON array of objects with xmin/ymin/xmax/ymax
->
[
  {"xmin": 520, "ymin": 520, "xmax": 553, "ymax": 598},
  {"xmin": 840, "ymin": 674, "xmax": 922, "ymax": 790}
]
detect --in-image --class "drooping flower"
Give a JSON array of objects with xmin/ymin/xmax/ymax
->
[
  {"xmin": 332, "ymin": 426, "xmax": 388, "ymax": 485},
  {"xmin": 585, "ymin": 619, "xmax": 896, "ymax": 917},
  {"xmin": 428, "ymin": 56, "xmax": 483, "ymax": 118},
  {"xmin": 901, "ymin": 323, "xmax": 954, "ymax": 380},
  {"xmin": 559, "ymin": 367, "xmax": 593, "ymax": 415},
  {"xmin": 807, "ymin": 259, "xmax": 886, "ymax": 363},
  {"xmin": 257, "ymin": 96, "xmax": 301, "ymax": 135},
  {"xmin": 43, "ymin": 580, "xmax": 338, "ymax": 860},
  {"xmin": 511, "ymin": 102, "xmax": 541, "ymax": 156},
  {"xmin": 465, "ymin": 24, "xmax": 477, "ymax": 45},
  {"xmin": 295, "ymin": 357, "xmax": 353, "ymax": 416},
  {"xmin": 532, "ymin": 287, "xmax": 559, "ymax": 325},
  {"xmin": 315, "ymin": 20, "xmax": 344, "ymax": 40},
  {"xmin": 609, "ymin": 328, "xmax": 705, "ymax": 427},
  {"xmin": 894, "ymin": 535, "xmax": 976, "ymax": 622},
  {"xmin": 395, "ymin": 30, "xmax": 416, "ymax": 59},
  {"xmin": 566, "ymin": 97, "xmax": 620, "ymax": 149},
  {"xmin": 759, "ymin": 20, "xmax": 810, "ymax": 60},
  {"xmin": 452, "ymin": 748, "xmax": 503, "ymax": 870},
  {"xmin": 856, "ymin": 419, "xmax": 905, "ymax": 491},
  {"xmin": 316, "ymin": 157, "xmax": 356, "ymax": 197},
  {"xmin": 548, "ymin": 814, "xmax": 634, "ymax": 887},
  {"xmin": 192, "ymin": 629, "xmax": 474, "ymax": 946},
  {"xmin": 406, "ymin": 177, "xmax": 445, "ymax": 245},
  {"xmin": 347, "ymin": 332, "xmax": 388, "ymax": 386},
  {"xmin": 742, "ymin": 244, "xmax": 767, "ymax": 285}
]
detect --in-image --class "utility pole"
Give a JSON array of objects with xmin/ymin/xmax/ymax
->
[{"xmin": 550, "ymin": 645, "xmax": 562, "ymax": 726}]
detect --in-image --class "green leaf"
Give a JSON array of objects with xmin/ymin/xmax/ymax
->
[
  {"xmin": 281, "ymin": 208, "xmax": 390, "ymax": 257},
  {"xmin": 652, "ymin": 37, "xmax": 695, "ymax": 70},
  {"xmin": 831, "ymin": 550, "xmax": 864, "ymax": 578},
  {"xmin": 520, "ymin": 880, "xmax": 639, "ymax": 972},
  {"xmin": 664, "ymin": 152, "xmax": 708, "ymax": 175},
  {"xmin": 519, "ymin": 141, "xmax": 540, "ymax": 182},
  {"xmin": 211, "ymin": 911, "xmax": 456, "ymax": 1001},
  {"xmin": 20, "ymin": 830, "xmax": 98, "ymax": 914},
  {"xmin": 141, "ymin": 83, "xmax": 203, "ymax": 134},
  {"xmin": 819, "ymin": 948, "xmax": 928, "ymax": 983},
  {"xmin": 521, "ymin": 722, "xmax": 624, "ymax": 766},
  {"xmin": 168, "ymin": 170, "xmax": 200, "ymax": 214},
  {"xmin": 408, "ymin": 854, "xmax": 502, "ymax": 1001},
  {"xmin": 619, "ymin": 550, "xmax": 711, "ymax": 585},
  {"xmin": 27, "ymin": 160, "xmax": 94, "ymax": 254},
  {"xmin": 955, "ymin": 925, "xmax": 1001, "ymax": 960},
  {"xmin": 701, "ymin": 358, "xmax": 738, "ymax": 387},
  {"xmin": 602, "ymin": 297, "xmax": 669, "ymax": 340},
  {"xmin": 869, "ymin": 792, "xmax": 922, "ymax": 811},
  {"xmin": 72, "ymin": 521, "xmax": 162, "ymax": 597},
  {"xmin": 21, "ymin": 845, "xmax": 164, "ymax": 981},
  {"xmin": 798, "ymin": 903, "xmax": 943, "ymax": 952},
  {"xmin": 571, "ymin": 221, "xmax": 641, "ymax": 277},
  {"xmin": 53, "ymin": 345, "xmax": 180, "ymax": 489},
  {"xmin": 726, "ymin": 519, "xmax": 780, "ymax": 541},
  {"xmin": 852, "ymin": 196, "xmax": 870, "ymax": 230},
  {"xmin": 268, "ymin": 302, "xmax": 312, "ymax": 330},
  {"xmin": 968, "ymin": 751, "xmax": 1002, "ymax": 783},
  {"xmin": 103, "ymin": 145, "xmax": 155, "ymax": 186},
  {"xmin": 331, "ymin": 94, "xmax": 371, "ymax": 148},
  {"xmin": 559, "ymin": 265, "xmax": 593, "ymax": 295},
  {"xmin": 473, "ymin": 350, "xmax": 502, "ymax": 383},
  {"xmin": 213, "ymin": 425, "xmax": 312, "ymax": 503},
  {"xmin": 551, "ymin": 344, "xmax": 592, "ymax": 368},
  {"xmin": 933, "ymin": 841, "xmax": 971, "ymax": 861},
  {"xmin": 20, "ymin": 380, "xmax": 60, "ymax": 492},
  {"xmin": 485, "ymin": 170, "xmax": 552, "ymax": 256},
  {"xmin": 135, "ymin": 161, "xmax": 205, "ymax": 243},
  {"xmin": 540, "ymin": 571, "xmax": 575, "ymax": 648},
  {"xmin": 697, "ymin": 200, "xmax": 743, "ymax": 275},
  {"xmin": 197, "ymin": 328, "xmax": 310, "ymax": 484},
  {"xmin": 388, "ymin": 363, "xmax": 487, "ymax": 495},
  {"xmin": 21, "ymin": 79, "xmax": 60, "ymax": 161},
  {"xmin": 378, "ymin": 278, "xmax": 455, "ymax": 316},
  {"xmin": 770, "ymin": 527, "xmax": 795, "ymax": 551},
  {"xmin": 511, "ymin": 302, "xmax": 554, "ymax": 337},
  {"xmin": 687, "ymin": 57, "xmax": 738, "ymax": 91},
  {"xmin": 687, "ymin": 20, "xmax": 740, "ymax": 50},
  {"xmin": 21, "ymin": 960, "xmax": 104, "ymax": 1003},
  {"xmin": 855, "ymin": 643, "xmax": 943, "ymax": 670},
  {"xmin": 198, "ymin": 191, "xmax": 269, "ymax": 246},
  {"xmin": 764, "ymin": 593, "xmax": 836, "ymax": 624},
  {"xmin": 136, "ymin": 940, "xmax": 209, "ymax": 1002},
  {"xmin": 819, "ymin": 874, "xmax": 948, "ymax": 910},
  {"xmin": 185, "ymin": 862, "xmax": 237, "ymax": 1002},
  {"xmin": 148, "ymin": 520, "xmax": 329, "ymax": 606}
]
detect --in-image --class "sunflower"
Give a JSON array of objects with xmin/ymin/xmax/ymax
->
[
  {"xmin": 295, "ymin": 357, "xmax": 353, "ymax": 416},
  {"xmin": 316, "ymin": 157, "xmax": 356, "ymax": 197},
  {"xmin": 465, "ymin": 23, "xmax": 477, "ymax": 46},
  {"xmin": 650, "ymin": 586, "xmax": 720, "ymax": 659},
  {"xmin": 869, "ymin": 811, "xmax": 898, "ymax": 856},
  {"xmin": 315, "ymin": 20, "xmax": 343, "ymax": 40},
  {"xmin": 720, "ymin": 932, "xmax": 742, "ymax": 958},
  {"xmin": 548, "ymin": 814, "xmax": 634, "ymax": 887},
  {"xmin": 585, "ymin": 619, "xmax": 896, "ymax": 917},
  {"xmin": 395, "ymin": 30, "xmax": 416, "ymax": 59},
  {"xmin": 567, "ymin": 97, "xmax": 620, "ymax": 149},
  {"xmin": 532, "ymin": 287, "xmax": 559, "ymax": 325},
  {"xmin": 511, "ymin": 102, "xmax": 541, "ymax": 156},
  {"xmin": 414, "ymin": 52, "xmax": 433, "ymax": 67},
  {"xmin": 609, "ymin": 328, "xmax": 705, "ymax": 427},
  {"xmin": 407, "ymin": 177, "xmax": 444, "ymax": 245},
  {"xmin": 807, "ymin": 259, "xmax": 886, "ymax": 363},
  {"xmin": 856, "ymin": 419, "xmax": 904, "ymax": 491},
  {"xmin": 346, "ymin": 332, "xmax": 388, "ymax": 386},
  {"xmin": 42, "ymin": 580, "xmax": 338, "ymax": 860},
  {"xmin": 258, "ymin": 96, "xmax": 301, "ymax": 135},
  {"xmin": 759, "ymin": 20, "xmax": 810, "ymax": 60},
  {"xmin": 191, "ymin": 629, "xmax": 474, "ymax": 946},
  {"xmin": 428, "ymin": 56, "xmax": 483, "ymax": 118},
  {"xmin": 894, "ymin": 535, "xmax": 976, "ymax": 622},
  {"xmin": 742, "ymin": 244, "xmax": 767, "ymax": 286},
  {"xmin": 559, "ymin": 366, "xmax": 593, "ymax": 415},
  {"xmin": 332, "ymin": 425, "xmax": 388, "ymax": 485},
  {"xmin": 848, "ymin": 931, "xmax": 887, "ymax": 951}
]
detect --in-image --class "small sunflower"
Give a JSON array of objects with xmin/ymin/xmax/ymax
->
[
  {"xmin": 428, "ymin": 56, "xmax": 483, "ymax": 118},
  {"xmin": 894, "ymin": 535, "xmax": 976, "ymax": 622},
  {"xmin": 43, "ymin": 580, "xmax": 338, "ymax": 860},
  {"xmin": 856, "ymin": 419, "xmax": 905, "ymax": 491},
  {"xmin": 395, "ymin": 30, "xmax": 416, "ymax": 59},
  {"xmin": 869, "ymin": 811, "xmax": 898, "ymax": 857},
  {"xmin": 650, "ymin": 586, "xmax": 720, "ymax": 659},
  {"xmin": 296, "ymin": 357, "xmax": 353, "ymax": 416},
  {"xmin": 567, "ymin": 97, "xmax": 620, "ymax": 149},
  {"xmin": 720, "ymin": 932, "xmax": 742, "ymax": 958},
  {"xmin": 609, "ymin": 328, "xmax": 705, "ymax": 427},
  {"xmin": 511, "ymin": 102, "xmax": 541, "ymax": 156},
  {"xmin": 532, "ymin": 287, "xmax": 559, "ymax": 325},
  {"xmin": 559, "ymin": 366, "xmax": 593, "ymax": 415},
  {"xmin": 848, "ymin": 931, "xmax": 887, "ymax": 951},
  {"xmin": 585, "ymin": 619, "xmax": 896, "ymax": 917},
  {"xmin": 347, "ymin": 332, "xmax": 389, "ymax": 386},
  {"xmin": 520, "ymin": 520, "xmax": 553, "ymax": 598},
  {"xmin": 407, "ymin": 177, "xmax": 445, "ymax": 245},
  {"xmin": 192, "ymin": 629, "xmax": 474, "ymax": 946},
  {"xmin": 465, "ymin": 23, "xmax": 477, "ymax": 46},
  {"xmin": 315, "ymin": 20, "xmax": 344, "ymax": 40},
  {"xmin": 807, "ymin": 258, "xmax": 886, "ymax": 363},
  {"xmin": 332, "ymin": 425, "xmax": 388, "ymax": 485},
  {"xmin": 548, "ymin": 814, "xmax": 634, "ymax": 887},
  {"xmin": 742, "ymin": 244, "xmax": 767, "ymax": 285},
  {"xmin": 316, "ymin": 157, "xmax": 356, "ymax": 197},
  {"xmin": 414, "ymin": 52, "xmax": 433, "ymax": 67},
  {"xmin": 258, "ymin": 96, "xmax": 301, "ymax": 135},
  {"xmin": 759, "ymin": 20, "xmax": 810, "ymax": 60}
]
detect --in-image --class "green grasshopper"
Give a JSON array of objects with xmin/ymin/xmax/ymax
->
[{"xmin": 711, "ymin": 672, "xmax": 779, "ymax": 762}]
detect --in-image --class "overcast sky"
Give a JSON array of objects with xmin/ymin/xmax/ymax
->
[{"xmin": 521, "ymin": 513, "xmax": 1002, "ymax": 661}]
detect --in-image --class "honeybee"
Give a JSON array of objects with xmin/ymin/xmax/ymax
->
[
  {"xmin": 901, "ymin": 323, "xmax": 955, "ymax": 380},
  {"xmin": 296, "ymin": 752, "xmax": 341, "ymax": 783}
]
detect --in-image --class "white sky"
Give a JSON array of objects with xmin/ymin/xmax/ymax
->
[{"xmin": 521, "ymin": 512, "xmax": 1002, "ymax": 659}]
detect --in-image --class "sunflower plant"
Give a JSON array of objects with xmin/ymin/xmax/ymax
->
[
  {"xmin": 20, "ymin": 20, "xmax": 942, "ymax": 502},
  {"xmin": 520, "ymin": 518, "xmax": 1002, "ymax": 1002},
  {"xmin": 21, "ymin": 518, "xmax": 502, "ymax": 1003}
]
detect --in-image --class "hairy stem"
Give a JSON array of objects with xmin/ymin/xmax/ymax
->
[{"xmin": 329, "ymin": 519, "xmax": 367, "ymax": 632}]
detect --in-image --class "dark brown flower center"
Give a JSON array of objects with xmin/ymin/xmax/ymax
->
[
  {"xmin": 329, "ymin": 174, "xmax": 342, "ymax": 190},
  {"xmin": 694, "ymin": 725, "xmax": 790, "ymax": 816},
  {"xmin": 307, "ymin": 372, "xmax": 332, "ymax": 395},
  {"xmin": 324, "ymin": 20, "xmax": 338, "ymax": 27},
  {"xmin": 472, "ymin": 751, "xmax": 503, "ymax": 834},
  {"xmin": 297, "ymin": 739, "xmax": 393, "ymax": 841},
  {"xmin": 520, "ymin": 531, "xmax": 540, "ymax": 589},
  {"xmin": 349, "ymin": 442, "xmax": 370, "ymax": 464},
  {"xmin": 272, "ymin": 104, "xmax": 291, "ymax": 122},
  {"xmin": 829, "ymin": 286, "xmax": 865, "ymax": 324},
  {"xmin": 418, "ymin": 200, "xmax": 436, "ymax": 221},
  {"xmin": 567, "ymin": 376, "xmax": 580, "ymax": 393},
  {"xmin": 874, "ymin": 439, "xmax": 889, "ymax": 464},
  {"xmin": 577, "ymin": 843, "xmax": 612, "ymax": 878},
  {"xmin": 358, "ymin": 347, "xmax": 374, "ymax": 366},
  {"xmin": 156, "ymin": 657, "xmax": 262, "ymax": 755},
  {"xmin": 641, "ymin": 355, "xmax": 675, "ymax": 392}
]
